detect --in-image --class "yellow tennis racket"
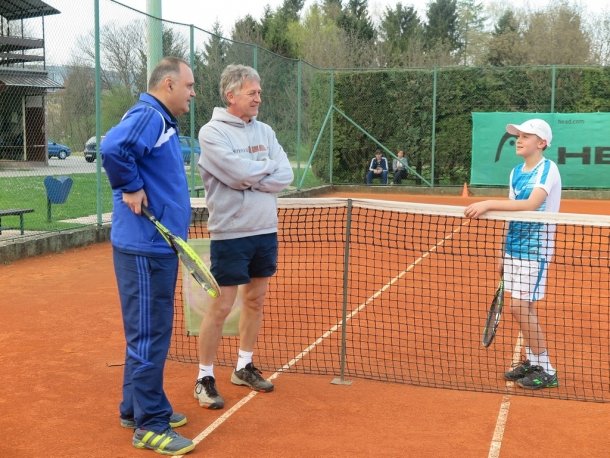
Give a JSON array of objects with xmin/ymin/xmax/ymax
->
[{"xmin": 141, "ymin": 206, "xmax": 220, "ymax": 298}]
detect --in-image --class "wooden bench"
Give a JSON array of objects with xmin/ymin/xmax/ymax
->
[
  {"xmin": 0, "ymin": 208, "xmax": 35, "ymax": 235},
  {"xmin": 189, "ymin": 185, "xmax": 205, "ymax": 197}
]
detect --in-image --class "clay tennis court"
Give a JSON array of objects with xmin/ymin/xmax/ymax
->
[{"xmin": 2, "ymin": 191, "xmax": 610, "ymax": 457}]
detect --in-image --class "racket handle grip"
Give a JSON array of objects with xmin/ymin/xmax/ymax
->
[{"xmin": 141, "ymin": 205, "xmax": 154, "ymax": 220}]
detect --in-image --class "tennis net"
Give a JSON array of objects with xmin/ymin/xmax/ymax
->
[{"xmin": 170, "ymin": 197, "xmax": 610, "ymax": 402}]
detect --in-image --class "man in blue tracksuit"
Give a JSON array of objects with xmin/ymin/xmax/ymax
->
[
  {"xmin": 101, "ymin": 57, "xmax": 196, "ymax": 456},
  {"xmin": 366, "ymin": 150, "xmax": 389, "ymax": 185}
]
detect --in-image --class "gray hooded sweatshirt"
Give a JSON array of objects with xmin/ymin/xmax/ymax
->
[{"xmin": 198, "ymin": 107, "xmax": 294, "ymax": 240}]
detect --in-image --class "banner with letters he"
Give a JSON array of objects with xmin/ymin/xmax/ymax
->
[{"xmin": 471, "ymin": 112, "xmax": 610, "ymax": 188}]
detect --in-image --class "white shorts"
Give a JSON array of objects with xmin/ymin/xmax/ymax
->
[{"xmin": 503, "ymin": 255, "xmax": 548, "ymax": 302}]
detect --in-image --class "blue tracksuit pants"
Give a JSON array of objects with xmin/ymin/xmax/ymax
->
[{"xmin": 113, "ymin": 248, "xmax": 178, "ymax": 432}]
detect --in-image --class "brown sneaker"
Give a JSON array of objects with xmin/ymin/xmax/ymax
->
[{"xmin": 231, "ymin": 363, "xmax": 274, "ymax": 392}]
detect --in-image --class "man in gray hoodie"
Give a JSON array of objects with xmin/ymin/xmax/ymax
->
[{"xmin": 194, "ymin": 64, "xmax": 294, "ymax": 409}]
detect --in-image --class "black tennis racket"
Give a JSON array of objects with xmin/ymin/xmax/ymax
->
[
  {"xmin": 482, "ymin": 276, "xmax": 504, "ymax": 347},
  {"xmin": 141, "ymin": 206, "xmax": 220, "ymax": 298}
]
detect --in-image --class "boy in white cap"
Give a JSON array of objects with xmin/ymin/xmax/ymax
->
[{"xmin": 464, "ymin": 118, "xmax": 561, "ymax": 389}]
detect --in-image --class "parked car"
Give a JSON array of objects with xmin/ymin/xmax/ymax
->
[
  {"xmin": 48, "ymin": 140, "xmax": 71, "ymax": 160},
  {"xmin": 84, "ymin": 135, "xmax": 199, "ymax": 164},
  {"xmin": 179, "ymin": 135, "xmax": 200, "ymax": 164},
  {"xmin": 84, "ymin": 136, "xmax": 104, "ymax": 162}
]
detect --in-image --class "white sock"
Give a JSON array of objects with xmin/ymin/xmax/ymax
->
[
  {"xmin": 236, "ymin": 350, "xmax": 253, "ymax": 371},
  {"xmin": 537, "ymin": 351, "xmax": 556, "ymax": 375},
  {"xmin": 526, "ymin": 347, "xmax": 538, "ymax": 366},
  {"xmin": 198, "ymin": 364, "xmax": 214, "ymax": 380}
]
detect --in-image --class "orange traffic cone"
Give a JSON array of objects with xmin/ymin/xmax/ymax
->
[{"xmin": 461, "ymin": 182, "xmax": 470, "ymax": 197}]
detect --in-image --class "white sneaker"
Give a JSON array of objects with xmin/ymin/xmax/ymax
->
[{"xmin": 194, "ymin": 376, "xmax": 224, "ymax": 409}]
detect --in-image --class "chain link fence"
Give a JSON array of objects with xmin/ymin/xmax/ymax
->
[{"xmin": 1, "ymin": 0, "xmax": 609, "ymax": 242}]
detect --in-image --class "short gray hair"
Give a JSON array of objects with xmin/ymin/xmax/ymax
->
[
  {"xmin": 148, "ymin": 57, "xmax": 189, "ymax": 90},
  {"xmin": 219, "ymin": 64, "xmax": 260, "ymax": 106}
]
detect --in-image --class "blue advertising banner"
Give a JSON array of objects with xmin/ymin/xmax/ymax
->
[{"xmin": 471, "ymin": 112, "xmax": 610, "ymax": 188}]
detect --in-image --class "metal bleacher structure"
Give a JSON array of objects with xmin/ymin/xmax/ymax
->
[{"xmin": 0, "ymin": 0, "xmax": 63, "ymax": 162}]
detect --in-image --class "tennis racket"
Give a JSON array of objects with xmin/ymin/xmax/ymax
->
[
  {"xmin": 482, "ymin": 276, "xmax": 504, "ymax": 347},
  {"xmin": 141, "ymin": 206, "xmax": 220, "ymax": 298}
]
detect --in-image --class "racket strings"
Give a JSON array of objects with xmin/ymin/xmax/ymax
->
[{"xmin": 142, "ymin": 207, "xmax": 220, "ymax": 298}]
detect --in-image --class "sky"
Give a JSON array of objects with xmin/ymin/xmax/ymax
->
[{"xmin": 41, "ymin": 0, "xmax": 602, "ymax": 65}]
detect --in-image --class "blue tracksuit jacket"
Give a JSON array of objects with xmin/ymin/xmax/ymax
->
[{"xmin": 102, "ymin": 93, "xmax": 191, "ymax": 255}]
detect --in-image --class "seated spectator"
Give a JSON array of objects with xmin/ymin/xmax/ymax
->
[
  {"xmin": 366, "ymin": 150, "xmax": 388, "ymax": 185},
  {"xmin": 392, "ymin": 150, "xmax": 409, "ymax": 184}
]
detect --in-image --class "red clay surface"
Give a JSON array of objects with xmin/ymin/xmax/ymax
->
[{"xmin": 2, "ymin": 191, "xmax": 610, "ymax": 457}]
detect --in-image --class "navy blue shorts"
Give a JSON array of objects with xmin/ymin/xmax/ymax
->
[{"xmin": 210, "ymin": 233, "xmax": 278, "ymax": 286}]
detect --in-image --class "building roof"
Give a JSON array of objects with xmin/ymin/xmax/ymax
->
[
  {"xmin": 0, "ymin": 0, "xmax": 60, "ymax": 21},
  {"xmin": 0, "ymin": 69, "xmax": 63, "ymax": 90}
]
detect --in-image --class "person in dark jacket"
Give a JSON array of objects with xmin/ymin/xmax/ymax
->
[{"xmin": 366, "ymin": 150, "xmax": 389, "ymax": 185}]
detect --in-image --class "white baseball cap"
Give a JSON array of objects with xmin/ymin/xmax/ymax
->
[{"xmin": 506, "ymin": 119, "xmax": 552, "ymax": 147}]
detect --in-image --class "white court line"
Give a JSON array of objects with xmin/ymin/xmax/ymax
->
[
  {"xmin": 488, "ymin": 395, "xmax": 511, "ymax": 458},
  {"xmin": 488, "ymin": 332, "xmax": 524, "ymax": 458},
  {"xmin": 177, "ymin": 221, "xmax": 470, "ymax": 456}
]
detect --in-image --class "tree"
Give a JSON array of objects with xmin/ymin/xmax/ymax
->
[
  {"xmin": 196, "ymin": 22, "xmax": 228, "ymax": 124},
  {"xmin": 101, "ymin": 85, "xmax": 135, "ymax": 133},
  {"xmin": 522, "ymin": 2, "xmax": 590, "ymax": 65},
  {"xmin": 330, "ymin": 0, "xmax": 379, "ymax": 67},
  {"xmin": 378, "ymin": 3, "xmax": 425, "ymax": 67},
  {"xmin": 288, "ymin": 2, "xmax": 378, "ymax": 68},
  {"xmin": 280, "ymin": 0, "xmax": 305, "ymax": 21},
  {"xmin": 288, "ymin": 4, "xmax": 352, "ymax": 67},
  {"xmin": 73, "ymin": 20, "xmax": 190, "ymax": 95},
  {"xmin": 456, "ymin": 0, "xmax": 488, "ymax": 65},
  {"xmin": 99, "ymin": 22, "xmax": 146, "ymax": 94},
  {"xmin": 322, "ymin": 0, "xmax": 343, "ymax": 22},
  {"xmin": 231, "ymin": 14, "xmax": 265, "ymax": 46},
  {"xmin": 485, "ymin": 9, "xmax": 524, "ymax": 66},
  {"xmin": 424, "ymin": 0, "xmax": 460, "ymax": 53},
  {"xmin": 486, "ymin": 1, "xmax": 591, "ymax": 66},
  {"xmin": 587, "ymin": 9, "xmax": 610, "ymax": 65},
  {"xmin": 258, "ymin": 0, "xmax": 305, "ymax": 57},
  {"xmin": 337, "ymin": 0, "xmax": 376, "ymax": 43},
  {"xmin": 162, "ymin": 27, "xmax": 189, "ymax": 61},
  {"xmin": 52, "ymin": 64, "xmax": 96, "ymax": 149},
  {"xmin": 56, "ymin": 19, "xmax": 191, "ymax": 150}
]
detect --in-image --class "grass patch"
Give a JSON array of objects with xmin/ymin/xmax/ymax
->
[
  {"xmin": 0, "ymin": 173, "xmax": 114, "ymax": 230},
  {"xmin": 0, "ymin": 166, "xmax": 322, "ymax": 232},
  {"xmin": 291, "ymin": 165, "xmax": 324, "ymax": 189}
]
